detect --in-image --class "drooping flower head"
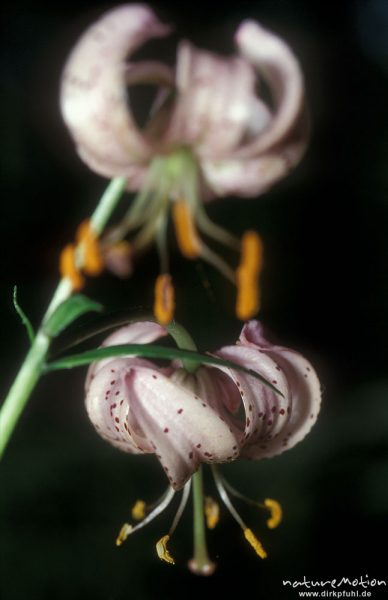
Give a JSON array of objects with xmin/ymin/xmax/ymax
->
[
  {"xmin": 60, "ymin": 5, "xmax": 308, "ymax": 324},
  {"xmin": 85, "ymin": 319, "xmax": 321, "ymax": 572}
]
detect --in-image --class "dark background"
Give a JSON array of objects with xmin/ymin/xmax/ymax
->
[{"xmin": 1, "ymin": 1, "xmax": 387, "ymax": 599}]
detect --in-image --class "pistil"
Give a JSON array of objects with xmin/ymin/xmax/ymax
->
[{"xmin": 188, "ymin": 467, "xmax": 216, "ymax": 576}]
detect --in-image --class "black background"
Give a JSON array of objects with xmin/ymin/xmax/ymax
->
[{"xmin": 1, "ymin": 1, "xmax": 388, "ymax": 599}]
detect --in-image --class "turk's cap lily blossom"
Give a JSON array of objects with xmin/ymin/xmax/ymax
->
[
  {"xmin": 85, "ymin": 320, "xmax": 321, "ymax": 490},
  {"xmin": 60, "ymin": 4, "xmax": 308, "ymax": 198},
  {"xmin": 60, "ymin": 5, "xmax": 309, "ymax": 325}
]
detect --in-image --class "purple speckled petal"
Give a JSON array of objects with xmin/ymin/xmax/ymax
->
[
  {"xmin": 124, "ymin": 368, "xmax": 238, "ymax": 490},
  {"xmin": 214, "ymin": 320, "xmax": 321, "ymax": 459},
  {"xmin": 85, "ymin": 321, "xmax": 167, "ymax": 389},
  {"xmin": 60, "ymin": 5, "xmax": 171, "ymax": 180},
  {"xmin": 85, "ymin": 358, "xmax": 151, "ymax": 455}
]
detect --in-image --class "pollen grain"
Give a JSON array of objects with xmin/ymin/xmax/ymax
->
[
  {"xmin": 244, "ymin": 528, "xmax": 267, "ymax": 559},
  {"xmin": 156, "ymin": 534, "xmax": 175, "ymax": 565},
  {"xmin": 204, "ymin": 496, "xmax": 220, "ymax": 530},
  {"xmin": 131, "ymin": 500, "xmax": 146, "ymax": 521},
  {"xmin": 172, "ymin": 200, "xmax": 202, "ymax": 259},
  {"xmin": 154, "ymin": 273, "xmax": 175, "ymax": 325},
  {"xmin": 116, "ymin": 523, "xmax": 133, "ymax": 547},
  {"xmin": 264, "ymin": 498, "xmax": 282, "ymax": 529},
  {"xmin": 236, "ymin": 230, "xmax": 263, "ymax": 321}
]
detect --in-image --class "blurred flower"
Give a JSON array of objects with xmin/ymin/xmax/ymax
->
[
  {"xmin": 85, "ymin": 319, "xmax": 321, "ymax": 572},
  {"xmin": 61, "ymin": 4, "xmax": 308, "ymax": 323}
]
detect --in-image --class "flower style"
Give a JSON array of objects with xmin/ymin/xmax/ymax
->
[
  {"xmin": 85, "ymin": 319, "xmax": 321, "ymax": 573},
  {"xmin": 60, "ymin": 4, "xmax": 308, "ymax": 323}
]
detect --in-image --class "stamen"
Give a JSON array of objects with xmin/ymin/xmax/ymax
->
[
  {"xmin": 264, "ymin": 498, "xmax": 282, "ymax": 529},
  {"xmin": 76, "ymin": 219, "xmax": 104, "ymax": 276},
  {"xmin": 235, "ymin": 230, "xmax": 263, "ymax": 320},
  {"xmin": 212, "ymin": 466, "xmax": 267, "ymax": 560},
  {"xmin": 215, "ymin": 471, "xmax": 282, "ymax": 530},
  {"xmin": 59, "ymin": 244, "xmax": 84, "ymax": 291},
  {"xmin": 155, "ymin": 481, "xmax": 191, "ymax": 567},
  {"xmin": 244, "ymin": 528, "xmax": 267, "ymax": 559},
  {"xmin": 154, "ymin": 273, "xmax": 175, "ymax": 325},
  {"xmin": 168, "ymin": 480, "xmax": 192, "ymax": 536},
  {"xmin": 156, "ymin": 535, "xmax": 175, "ymax": 565},
  {"xmin": 115, "ymin": 486, "xmax": 175, "ymax": 546},
  {"xmin": 131, "ymin": 500, "xmax": 146, "ymax": 521},
  {"xmin": 172, "ymin": 200, "xmax": 202, "ymax": 259},
  {"xmin": 204, "ymin": 497, "xmax": 220, "ymax": 530}
]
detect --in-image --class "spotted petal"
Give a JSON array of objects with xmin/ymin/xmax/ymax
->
[
  {"xmin": 121, "ymin": 368, "xmax": 238, "ymax": 490},
  {"xmin": 215, "ymin": 320, "xmax": 321, "ymax": 459},
  {"xmin": 86, "ymin": 321, "xmax": 167, "ymax": 388},
  {"xmin": 60, "ymin": 5, "xmax": 171, "ymax": 185}
]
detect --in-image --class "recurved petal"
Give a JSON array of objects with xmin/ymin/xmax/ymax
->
[
  {"xmin": 125, "ymin": 368, "xmax": 239, "ymax": 490},
  {"xmin": 237, "ymin": 320, "xmax": 322, "ymax": 458},
  {"xmin": 85, "ymin": 358, "xmax": 152, "ymax": 455},
  {"xmin": 234, "ymin": 20, "xmax": 305, "ymax": 158},
  {"xmin": 86, "ymin": 321, "xmax": 167, "ymax": 388},
  {"xmin": 215, "ymin": 345, "xmax": 291, "ymax": 454},
  {"xmin": 201, "ymin": 153, "xmax": 291, "ymax": 198},
  {"xmin": 60, "ymin": 5, "xmax": 171, "ymax": 178},
  {"xmin": 215, "ymin": 322, "xmax": 321, "ymax": 459},
  {"xmin": 201, "ymin": 107, "xmax": 308, "ymax": 197},
  {"xmin": 166, "ymin": 42, "xmax": 258, "ymax": 158}
]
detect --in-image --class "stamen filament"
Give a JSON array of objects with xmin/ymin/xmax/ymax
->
[
  {"xmin": 153, "ymin": 273, "xmax": 175, "ymax": 325},
  {"xmin": 236, "ymin": 230, "xmax": 263, "ymax": 320},
  {"xmin": 156, "ymin": 481, "xmax": 191, "ymax": 567},
  {"xmin": 169, "ymin": 481, "xmax": 192, "ymax": 536},
  {"xmin": 115, "ymin": 486, "xmax": 175, "ymax": 546},
  {"xmin": 196, "ymin": 206, "xmax": 240, "ymax": 251},
  {"xmin": 216, "ymin": 473, "xmax": 282, "ymax": 529},
  {"xmin": 200, "ymin": 243, "xmax": 236, "ymax": 284},
  {"xmin": 172, "ymin": 200, "xmax": 202, "ymax": 259},
  {"xmin": 212, "ymin": 466, "xmax": 267, "ymax": 560},
  {"xmin": 188, "ymin": 467, "xmax": 216, "ymax": 576}
]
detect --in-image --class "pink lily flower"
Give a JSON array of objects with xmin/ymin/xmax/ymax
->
[
  {"xmin": 85, "ymin": 319, "xmax": 321, "ymax": 571},
  {"xmin": 60, "ymin": 5, "xmax": 308, "ymax": 323}
]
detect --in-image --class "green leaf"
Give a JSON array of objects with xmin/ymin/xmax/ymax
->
[
  {"xmin": 44, "ymin": 343, "xmax": 284, "ymax": 397},
  {"xmin": 43, "ymin": 295, "xmax": 103, "ymax": 338},
  {"xmin": 13, "ymin": 286, "xmax": 35, "ymax": 343}
]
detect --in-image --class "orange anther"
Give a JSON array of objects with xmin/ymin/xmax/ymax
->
[
  {"xmin": 59, "ymin": 243, "xmax": 84, "ymax": 291},
  {"xmin": 235, "ymin": 231, "xmax": 263, "ymax": 321},
  {"xmin": 154, "ymin": 274, "xmax": 175, "ymax": 326},
  {"xmin": 76, "ymin": 219, "xmax": 103, "ymax": 276},
  {"xmin": 172, "ymin": 201, "xmax": 201, "ymax": 259}
]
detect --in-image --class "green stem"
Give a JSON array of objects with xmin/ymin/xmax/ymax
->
[
  {"xmin": 0, "ymin": 177, "xmax": 127, "ymax": 458},
  {"xmin": 189, "ymin": 468, "xmax": 215, "ymax": 576}
]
